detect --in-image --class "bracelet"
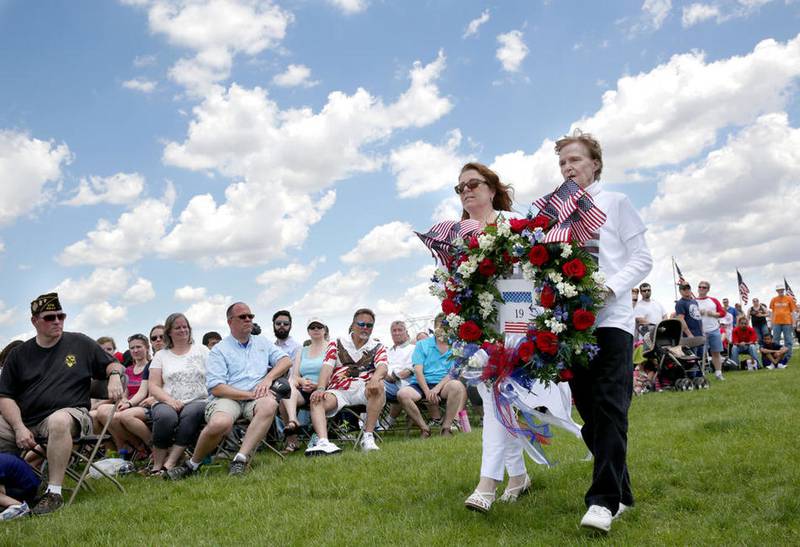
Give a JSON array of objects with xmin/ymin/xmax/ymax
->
[{"xmin": 108, "ymin": 371, "xmax": 123, "ymax": 379}]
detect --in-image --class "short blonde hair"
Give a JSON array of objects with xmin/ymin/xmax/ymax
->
[{"xmin": 554, "ymin": 129, "xmax": 603, "ymax": 181}]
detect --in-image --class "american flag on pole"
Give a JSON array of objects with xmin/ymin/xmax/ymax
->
[
  {"xmin": 737, "ymin": 269, "xmax": 749, "ymax": 305},
  {"xmin": 415, "ymin": 219, "xmax": 481, "ymax": 266},
  {"xmin": 532, "ymin": 180, "xmax": 606, "ymax": 243},
  {"xmin": 785, "ymin": 278, "xmax": 796, "ymax": 300}
]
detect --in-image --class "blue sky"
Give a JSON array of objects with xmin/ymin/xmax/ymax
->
[{"xmin": 1, "ymin": 0, "xmax": 799, "ymax": 347}]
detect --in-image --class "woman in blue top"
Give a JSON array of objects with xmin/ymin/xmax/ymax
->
[
  {"xmin": 281, "ymin": 317, "xmax": 328, "ymax": 452},
  {"xmin": 397, "ymin": 313, "xmax": 467, "ymax": 438}
]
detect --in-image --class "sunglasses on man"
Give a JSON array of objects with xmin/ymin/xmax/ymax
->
[
  {"xmin": 40, "ymin": 313, "xmax": 67, "ymax": 322},
  {"xmin": 355, "ymin": 321, "xmax": 374, "ymax": 329}
]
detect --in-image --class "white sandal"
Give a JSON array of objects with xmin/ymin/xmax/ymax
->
[
  {"xmin": 464, "ymin": 490, "xmax": 496, "ymax": 513},
  {"xmin": 499, "ymin": 474, "xmax": 531, "ymax": 502}
]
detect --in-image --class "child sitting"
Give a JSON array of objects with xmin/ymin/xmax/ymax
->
[{"xmin": 0, "ymin": 453, "xmax": 41, "ymax": 520}]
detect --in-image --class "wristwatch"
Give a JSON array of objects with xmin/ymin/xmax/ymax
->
[{"xmin": 108, "ymin": 370, "xmax": 123, "ymax": 379}]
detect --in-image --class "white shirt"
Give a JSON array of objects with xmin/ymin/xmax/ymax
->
[
  {"xmin": 696, "ymin": 296, "xmax": 722, "ymax": 334},
  {"xmin": 150, "ymin": 344, "xmax": 209, "ymax": 403},
  {"xmin": 387, "ymin": 342, "xmax": 415, "ymax": 387},
  {"xmin": 585, "ymin": 181, "xmax": 653, "ymax": 335},
  {"xmin": 634, "ymin": 299, "xmax": 666, "ymax": 326}
]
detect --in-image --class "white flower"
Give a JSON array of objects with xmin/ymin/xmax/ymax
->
[
  {"xmin": 545, "ymin": 318, "xmax": 567, "ymax": 334},
  {"xmin": 446, "ymin": 313, "xmax": 464, "ymax": 328},
  {"xmin": 496, "ymin": 219, "xmax": 511, "ymax": 237},
  {"xmin": 560, "ymin": 243, "xmax": 572, "ymax": 258},
  {"xmin": 591, "ymin": 271, "xmax": 606, "ymax": 284},
  {"xmin": 429, "ymin": 284, "xmax": 446, "ymax": 298},
  {"xmin": 478, "ymin": 233, "xmax": 495, "ymax": 250},
  {"xmin": 521, "ymin": 263, "xmax": 537, "ymax": 282},
  {"xmin": 548, "ymin": 272, "xmax": 564, "ymax": 284},
  {"xmin": 557, "ymin": 281, "xmax": 578, "ymax": 298},
  {"xmin": 478, "ymin": 291, "xmax": 494, "ymax": 305}
]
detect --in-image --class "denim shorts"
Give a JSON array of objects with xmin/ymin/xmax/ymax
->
[{"xmin": 704, "ymin": 330, "xmax": 723, "ymax": 353}]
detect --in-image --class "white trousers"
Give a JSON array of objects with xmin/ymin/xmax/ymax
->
[{"xmin": 479, "ymin": 383, "xmax": 526, "ymax": 481}]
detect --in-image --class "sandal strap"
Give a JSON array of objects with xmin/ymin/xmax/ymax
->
[{"xmin": 464, "ymin": 490, "xmax": 496, "ymax": 511}]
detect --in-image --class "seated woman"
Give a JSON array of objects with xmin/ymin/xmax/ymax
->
[
  {"xmin": 95, "ymin": 333, "xmax": 154, "ymax": 454},
  {"xmin": 147, "ymin": 313, "xmax": 208, "ymax": 475},
  {"xmin": 281, "ymin": 317, "xmax": 328, "ymax": 452},
  {"xmin": 397, "ymin": 313, "xmax": 467, "ymax": 438}
]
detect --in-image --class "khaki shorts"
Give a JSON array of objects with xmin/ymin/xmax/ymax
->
[
  {"xmin": 326, "ymin": 382, "xmax": 368, "ymax": 418},
  {"xmin": 204, "ymin": 398, "xmax": 258, "ymax": 423},
  {"xmin": 0, "ymin": 407, "xmax": 92, "ymax": 453}
]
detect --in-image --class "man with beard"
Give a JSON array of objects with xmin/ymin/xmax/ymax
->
[{"xmin": 272, "ymin": 310, "xmax": 300, "ymax": 362}]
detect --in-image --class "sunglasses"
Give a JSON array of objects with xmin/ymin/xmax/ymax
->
[
  {"xmin": 698, "ymin": 286, "xmax": 709, "ymax": 289},
  {"xmin": 308, "ymin": 324, "xmax": 325, "ymax": 330},
  {"xmin": 150, "ymin": 334, "xmax": 164, "ymax": 341},
  {"xmin": 454, "ymin": 179, "xmax": 486, "ymax": 195},
  {"xmin": 274, "ymin": 320, "xmax": 290, "ymax": 327},
  {"xmin": 237, "ymin": 314, "xmax": 255, "ymax": 321},
  {"xmin": 641, "ymin": 289, "xmax": 651, "ymax": 292},
  {"xmin": 355, "ymin": 321, "xmax": 374, "ymax": 329},
  {"xmin": 40, "ymin": 313, "xmax": 67, "ymax": 322}
]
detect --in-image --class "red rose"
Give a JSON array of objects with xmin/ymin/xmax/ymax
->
[
  {"xmin": 531, "ymin": 215, "xmax": 550, "ymax": 230},
  {"xmin": 558, "ymin": 368, "xmax": 574, "ymax": 381},
  {"xmin": 468, "ymin": 236, "xmax": 479, "ymax": 249},
  {"xmin": 572, "ymin": 309, "xmax": 595, "ymax": 331},
  {"xmin": 540, "ymin": 285, "xmax": 555, "ymax": 308},
  {"xmin": 478, "ymin": 258, "xmax": 497, "ymax": 277},
  {"xmin": 528, "ymin": 245, "xmax": 549, "ymax": 266},
  {"xmin": 509, "ymin": 218, "xmax": 530, "ymax": 233},
  {"xmin": 441, "ymin": 299, "xmax": 461, "ymax": 315},
  {"xmin": 459, "ymin": 321, "xmax": 483, "ymax": 342},
  {"xmin": 535, "ymin": 331, "xmax": 559, "ymax": 355},
  {"xmin": 518, "ymin": 340, "xmax": 535, "ymax": 362},
  {"xmin": 562, "ymin": 258, "xmax": 586, "ymax": 279}
]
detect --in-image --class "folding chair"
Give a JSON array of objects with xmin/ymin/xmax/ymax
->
[
  {"xmin": 335, "ymin": 404, "xmax": 389, "ymax": 449},
  {"xmin": 216, "ymin": 419, "xmax": 286, "ymax": 462}
]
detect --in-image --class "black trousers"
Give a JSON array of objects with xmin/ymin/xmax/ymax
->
[{"xmin": 569, "ymin": 327, "xmax": 634, "ymax": 514}]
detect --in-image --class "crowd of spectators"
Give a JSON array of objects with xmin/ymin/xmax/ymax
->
[{"xmin": 0, "ymin": 292, "xmax": 462, "ymax": 518}]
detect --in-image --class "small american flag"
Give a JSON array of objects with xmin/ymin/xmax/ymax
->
[
  {"xmin": 532, "ymin": 180, "xmax": 606, "ymax": 243},
  {"xmin": 737, "ymin": 269, "xmax": 749, "ymax": 305},
  {"xmin": 415, "ymin": 219, "xmax": 481, "ymax": 266},
  {"xmin": 675, "ymin": 261, "xmax": 687, "ymax": 286},
  {"xmin": 503, "ymin": 321, "xmax": 529, "ymax": 334},
  {"xmin": 785, "ymin": 278, "xmax": 796, "ymax": 300}
]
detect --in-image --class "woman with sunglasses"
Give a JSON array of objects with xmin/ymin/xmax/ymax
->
[
  {"xmin": 147, "ymin": 313, "xmax": 209, "ymax": 475},
  {"xmin": 95, "ymin": 334, "xmax": 154, "ymax": 454},
  {"xmin": 281, "ymin": 317, "xmax": 329, "ymax": 452},
  {"xmin": 149, "ymin": 324, "xmax": 166, "ymax": 354}
]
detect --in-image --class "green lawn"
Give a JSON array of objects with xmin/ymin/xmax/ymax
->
[{"xmin": 2, "ymin": 359, "xmax": 798, "ymax": 546}]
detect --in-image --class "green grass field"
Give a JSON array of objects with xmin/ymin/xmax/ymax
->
[{"xmin": 2, "ymin": 359, "xmax": 798, "ymax": 546}]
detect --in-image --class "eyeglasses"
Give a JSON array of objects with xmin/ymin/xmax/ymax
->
[
  {"xmin": 355, "ymin": 321, "xmax": 374, "ymax": 329},
  {"xmin": 454, "ymin": 179, "xmax": 486, "ymax": 195},
  {"xmin": 150, "ymin": 334, "xmax": 164, "ymax": 342},
  {"xmin": 274, "ymin": 320, "xmax": 290, "ymax": 327},
  {"xmin": 308, "ymin": 324, "xmax": 324, "ymax": 330},
  {"xmin": 40, "ymin": 313, "xmax": 67, "ymax": 322},
  {"xmin": 236, "ymin": 314, "xmax": 255, "ymax": 321}
]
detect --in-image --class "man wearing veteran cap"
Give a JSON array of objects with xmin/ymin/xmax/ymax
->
[{"xmin": 0, "ymin": 293, "xmax": 124, "ymax": 515}]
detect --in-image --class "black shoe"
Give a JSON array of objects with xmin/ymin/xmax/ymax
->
[
  {"xmin": 165, "ymin": 462, "xmax": 196, "ymax": 481},
  {"xmin": 31, "ymin": 492, "xmax": 63, "ymax": 515},
  {"xmin": 228, "ymin": 459, "xmax": 247, "ymax": 476}
]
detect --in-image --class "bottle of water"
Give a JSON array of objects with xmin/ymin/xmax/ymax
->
[{"xmin": 457, "ymin": 409, "xmax": 471, "ymax": 433}]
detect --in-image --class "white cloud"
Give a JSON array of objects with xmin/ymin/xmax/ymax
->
[
  {"xmin": 256, "ymin": 259, "xmax": 323, "ymax": 305},
  {"xmin": 642, "ymin": 0, "xmax": 672, "ymax": 29},
  {"xmin": 133, "ymin": 54, "xmax": 157, "ymax": 67},
  {"xmin": 72, "ymin": 301, "xmax": 128, "ymax": 331},
  {"xmin": 328, "ymin": 0, "xmax": 367, "ymax": 14},
  {"xmin": 159, "ymin": 51, "xmax": 451, "ymax": 267},
  {"xmin": 184, "ymin": 292, "xmax": 232, "ymax": 336},
  {"xmin": 0, "ymin": 301, "xmax": 16, "ymax": 326},
  {"xmin": 63, "ymin": 172, "xmax": 145, "ymax": 206},
  {"xmin": 496, "ymin": 34, "xmax": 800, "ymax": 187},
  {"xmin": 289, "ymin": 268, "xmax": 378, "ymax": 334},
  {"xmin": 272, "ymin": 64, "xmax": 318, "ymax": 88},
  {"xmin": 0, "ymin": 240, "xmax": 5, "ymax": 253},
  {"xmin": 390, "ymin": 129, "xmax": 467, "ymax": 198},
  {"xmin": 175, "ymin": 285, "xmax": 208, "ymax": 301},
  {"xmin": 125, "ymin": 0, "xmax": 293, "ymax": 95},
  {"xmin": 374, "ymin": 265, "xmax": 440, "ymax": 339},
  {"xmin": 0, "ymin": 130, "xmax": 71, "ymax": 226},
  {"xmin": 59, "ymin": 183, "xmax": 175, "ymax": 267},
  {"xmin": 496, "ymin": 30, "xmax": 528, "ymax": 73},
  {"xmin": 341, "ymin": 221, "xmax": 424, "ymax": 264},
  {"xmin": 123, "ymin": 278, "xmax": 156, "ymax": 304},
  {"xmin": 431, "ymin": 195, "xmax": 462, "ymax": 222},
  {"xmin": 463, "ymin": 9, "xmax": 490, "ymax": 38},
  {"xmin": 122, "ymin": 78, "xmax": 157, "ymax": 93},
  {"xmin": 490, "ymin": 140, "xmax": 562, "ymax": 207},
  {"xmin": 55, "ymin": 268, "xmax": 131, "ymax": 304},
  {"xmin": 681, "ymin": 3, "xmax": 721, "ymax": 26}
]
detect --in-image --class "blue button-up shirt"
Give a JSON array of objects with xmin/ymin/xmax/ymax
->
[{"xmin": 206, "ymin": 335, "xmax": 288, "ymax": 398}]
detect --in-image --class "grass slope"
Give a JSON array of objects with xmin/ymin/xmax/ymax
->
[{"xmin": 2, "ymin": 360, "xmax": 798, "ymax": 546}]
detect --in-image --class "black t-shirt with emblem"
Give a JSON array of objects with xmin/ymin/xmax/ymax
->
[{"xmin": 0, "ymin": 332, "xmax": 114, "ymax": 427}]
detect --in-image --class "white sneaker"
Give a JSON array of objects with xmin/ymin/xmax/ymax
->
[
  {"xmin": 304, "ymin": 438, "xmax": 341, "ymax": 456},
  {"xmin": 777, "ymin": 363, "xmax": 787, "ymax": 369},
  {"xmin": 580, "ymin": 505, "xmax": 613, "ymax": 533},
  {"xmin": 715, "ymin": 372, "xmax": 725, "ymax": 381},
  {"xmin": 613, "ymin": 503, "xmax": 629, "ymax": 520},
  {"xmin": 766, "ymin": 365, "xmax": 775, "ymax": 370},
  {"xmin": 0, "ymin": 501, "xmax": 30, "ymax": 520},
  {"xmin": 360, "ymin": 435, "xmax": 380, "ymax": 452}
]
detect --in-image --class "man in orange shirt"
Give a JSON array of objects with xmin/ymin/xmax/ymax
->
[{"xmin": 769, "ymin": 285, "xmax": 797, "ymax": 362}]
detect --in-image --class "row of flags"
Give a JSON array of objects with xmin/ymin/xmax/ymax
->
[{"xmin": 673, "ymin": 257, "xmax": 794, "ymax": 305}]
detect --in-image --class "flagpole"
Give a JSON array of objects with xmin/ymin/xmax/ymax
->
[{"xmin": 671, "ymin": 256, "xmax": 678, "ymax": 302}]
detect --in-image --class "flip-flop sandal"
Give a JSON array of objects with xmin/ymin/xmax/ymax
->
[
  {"xmin": 283, "ymin": 420, "xmax": 299, "ymax": 435},
  {"xmin": 282, "ymin": 440, "xmax": 300, "ymax": 454}
]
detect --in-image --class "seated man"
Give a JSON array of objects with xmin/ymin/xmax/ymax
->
[
  {"xmin": 305, "ymin": 308, "xmax": 387, "ymax": 455},
  {"xmin": 760, "ymin": 333, "xmax": 789, "ymax": 370},
  {"xmin": 0, "ymin": 293, "xmax": 123, "ymax": 514},
  {"xmin": 166, "ymin": 302, "xmax": 292, "ymax": 479},
  {"xmin": 397, "ymin": 313, "xmax": 467, "ymax": 437},
  {"xmin": 730, "ymin": 316, "xmax": 759, "ymax": 370},
  {"xmin": 382, "ymin": 320, "xmax": 416, "ymax": 429}
]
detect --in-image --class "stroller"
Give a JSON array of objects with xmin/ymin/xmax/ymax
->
[{"xmin": 641, "ymin": 319, "xmax": 710, "ymax": 391}]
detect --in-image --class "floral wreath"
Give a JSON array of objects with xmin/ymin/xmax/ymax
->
[{"xmin": 426, "ymin": 185, "xmax": 606, "ymax": 386}]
